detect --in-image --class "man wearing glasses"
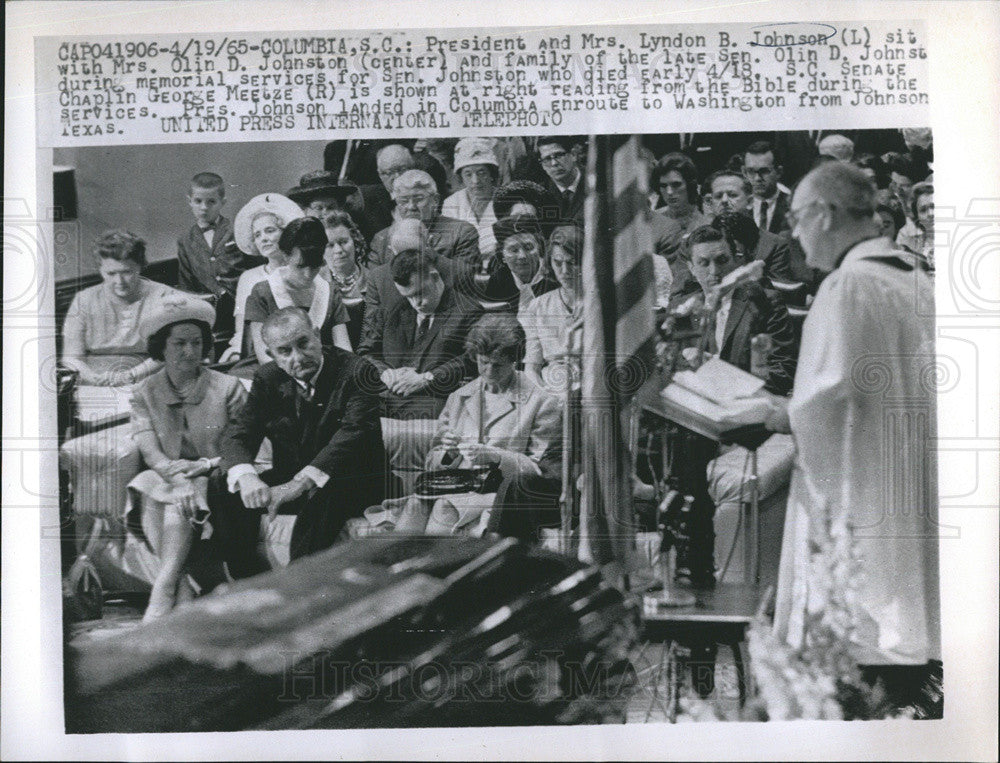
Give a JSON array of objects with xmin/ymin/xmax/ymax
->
[
  {"xmin": 768, "ymin": 162, "xmax": 940, "ymax": 701},
  {"xmin": 536, "ymin": 136, "xmax": 586, "ymax": 225},
  {"xmin": 743, "ymin": 140, "xmax": 792, "ymax": 234},
  {"xmin": 368, "ymin": 169, "xmax": 480, "ymax": 267}
]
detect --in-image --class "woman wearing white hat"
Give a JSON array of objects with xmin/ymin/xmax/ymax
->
[
  {"xmin": 219, "ymin": 193, "xmax": 304, "ymax": 362},
  {"xmin": 441, "ymin": 137, "xmax": 500, "ymax": 261},
  {"xmin": 127, "ymin": 293, "xmax": 247, "ymax": 620}
]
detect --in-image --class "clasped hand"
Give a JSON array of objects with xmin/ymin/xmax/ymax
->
[
  {"xmin": 238, "ymin": 472, "xmax": 310, "ymax": 520},
  {"xmin": 761, "ymin": 392, "xmax": 792, "ymax": 434},
  {"xmin": 438, "ymin": 428, "xmax": 501, "ymax": 466},
  {"xmin": 158, "ymin": 458, "xmax": 212, "ymax": 480},
  {"xmin": 381, "ymin": 367, "xmax": 430, "ymax": 397}
]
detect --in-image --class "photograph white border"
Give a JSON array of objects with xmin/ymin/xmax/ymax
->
[{"xmin": 4, "ymin": 1, "xmax": 998, "ymax": 760}]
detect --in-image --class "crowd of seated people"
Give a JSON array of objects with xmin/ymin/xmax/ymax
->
[{"xmin": 58, "ymin": 131, "xmax": 934, "ymax": 618}]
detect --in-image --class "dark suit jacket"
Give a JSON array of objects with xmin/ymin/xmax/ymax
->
[
  {"xmin": 176, "ymin": 216, "xmax": 252, "ymax": 298},
  {"xmin": 359, "ymin": 256, "xmax": 477, "ymax": 350},
  {"xmin": 718, "ymin": 284, "xmax": 797, "ymax": 396},
  {"xmin": 482, "ymin": 260, "xmax": 559, "ymax": 310},
  {"xmin": 357, "ymin": 184, "xmax": 395, "ymax": 243},
  {"xmin": 219, "ymin": 348, "xmax": 387, "ymax": 509},
  {"xmin": 667, "ymin": 282, "xmax": 797, "ymax": 396},
  {"xmin": 368, "ymin": 215, "xmax": 481, "ymax": 268},
  {"xmin": 544, "ymin": 177, "xmax": 586, "ymax": 225},
  {"xmin": 357, "ymin": 286, "xmax": 482, "ymax": 417},
  {"xmin": 785, "ymin": 235, "xmax": 825, "ymax": 297},
  {"xmin": 755, "ymin": 190, "xmax": 792, "ymax": 235},
  {"xmin": 753, "ymin": 229, "xmax": 793, "ymax": 283}
]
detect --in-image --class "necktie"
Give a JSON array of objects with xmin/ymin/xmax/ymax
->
[
  {"xmin": 415, "ymin": 314, "xmax": 430, "ymax": 344},
  {"xmin": 298, "ymin": 381, "xmax": 314, "ymax": 405},
  {"xmin": 562, "ymin": 189, "xmax": 574, "ymax": 210},
  {"xmin": 757, "ymin": 200, "xmax": 769, "ymax": 231},
  {"xmin": 705, "ymin": 310, "xmax": 720, "ymax": 356}
]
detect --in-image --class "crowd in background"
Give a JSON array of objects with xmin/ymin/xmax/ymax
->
[{"xmin": 58, "ymin": 128, "xmax": 935, "ymax": 620}]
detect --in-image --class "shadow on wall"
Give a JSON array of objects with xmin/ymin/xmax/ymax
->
[{"xmin": 53, "ymin": 140, "xmax": 330, "ymax": 281}]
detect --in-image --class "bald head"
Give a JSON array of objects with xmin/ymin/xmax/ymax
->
[
  {"xmin": 792, "ymin": 162, "xmax": 880, "ymax": 271},
  {"xmin": 797, "ymin": 162, "xmax": 877, "ymax": 218},
  {"xmin": 376, "ymin": 144, "xmax": 415, "ymax": 193}
]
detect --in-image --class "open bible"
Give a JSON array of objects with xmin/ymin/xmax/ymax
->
[{"xmin": 660, "ymin": 357, "xmax": 773, "ymax": 437}]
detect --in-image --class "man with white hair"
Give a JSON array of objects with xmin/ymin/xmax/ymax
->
[
  {"xmin": 368, "ymin": 169, "xmax": 480, "ymax": 267},
  {"xmin": 356, "ymin": 143, "xmax": 417, "ymax": 238},
  {"xmin": 817, "ymin": 133, "xmax": 855, "ymax": 162},
  {"xmin": 768, "ymin": 162, "xmax": 939, "ymax": 702}
]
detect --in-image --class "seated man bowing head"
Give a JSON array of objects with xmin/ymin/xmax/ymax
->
[
  {"xmin": 216, "ymin": 307, "xmax": 387, "ymax": 575},
  {"xmin": 358, "ymin": 247, "xmax": 482, "ymax": 420}
]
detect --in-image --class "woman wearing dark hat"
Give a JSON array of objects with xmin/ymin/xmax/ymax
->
[
  {"xmin": 244, "ymin": 216, "xmax": 352, "ymax": 362},
  {"xmin": 286, "ymin": 170, "xmax": 369, "ymax": 237},
  {"xmin": 221, "ymin": 193, "xmax": 304, "ymax": 362},
  {"xmin": 127, "ymin": 294, "xmax": 247, "ymax": 620},
  {"xmin": 483, "ymin": 214, "xmax": 559, "ymax": 313},
  {"xmin": 492, "ymin": 180, "xmax": 561, "ymax": 237}
]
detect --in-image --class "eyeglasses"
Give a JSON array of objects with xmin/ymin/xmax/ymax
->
[
  {"xmin": 743, "ymin": 166, "xmax": 775, "ymax": 178},
  {"xmin": 786, "ymin": 200, "xmax": 874, "ymax": 230},
  {"xmin": 503, "ymin": 241, "xmax": 539, "ymax": 258},
  {"xmin": 396, "ymin": 194, "xmax": 433, "ymax": 205},
  {"xmin": 785, "ymin": 200, "xmax": 824, "ymax": 231},
  {"xmin": 539, "ymin": 151, "xmax": 570, "ymax": 166}
]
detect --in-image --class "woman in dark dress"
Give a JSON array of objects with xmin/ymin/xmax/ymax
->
[
  {"xmin": 482, "ymin": 214, "xmax": 559, "ymax": 313},
  {"xmin": 245, "ymin": 216, "xmax": 351, "ymax": 362}
]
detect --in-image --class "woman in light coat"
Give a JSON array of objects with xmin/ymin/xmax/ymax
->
[{"xmin": 426, "ymin": 312, "xmax": 561, "ymax": 482}]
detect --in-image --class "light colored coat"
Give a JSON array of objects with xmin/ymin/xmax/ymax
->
[
  {"xmin": 426, "ymin": 371, "xmax": 561, "ymax": 479},
  {"xmin": 773, "ymin": 238, "xmax": 940, "ymax": 665},
  {"xmin": 131, "ymin": 368, "xmax": 247, "ymax": 460}
]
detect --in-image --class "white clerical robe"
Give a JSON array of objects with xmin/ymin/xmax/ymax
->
[{"xmin": 773, "ymin": 237, "xmax": 941, "ymax": 665}]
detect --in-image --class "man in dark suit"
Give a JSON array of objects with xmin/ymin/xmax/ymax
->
[
  {"xmin": 215, "ymin": 308, "xmax": 388, "ymax": 574},
  {"xmin": 360, "ymin": 219, "xmax": 478, "ymax": 351},
  {"xmin": 355, "ymin": 143, "xmax": 416, "ymax": 241},
  {"xmin": 177, "ymin": 173, "xmax": 252, "ymax": 335},
  {"xmin": 368, "ymin": 169, "xmax": 480, "ymax": 267},
  {"xmin": 665, "ymin": 225, "xmax": 797, "ymax": 589},
  {"xmin": 357, "ymin": 248, "xmax": 481, "ymax": 419},
  {"xmin": 536, "ymin": 136, "xmax": 586, "ymax": 225},
  {"xmin": 683, "ymin": 225, "xmax": 797, "ymax": 395},
  {"xmin": 742, "ymin": 141, "xmax": 793, "ymax": 235}
]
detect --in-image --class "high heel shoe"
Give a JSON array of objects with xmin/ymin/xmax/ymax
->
[{"xmin": 142, "ymin": 579, "xmax": 177, "ymax": 622}]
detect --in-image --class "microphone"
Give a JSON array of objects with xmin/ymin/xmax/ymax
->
[{"xmin": 705, "ymin": 259, "xmax": 765, "ymax": 311}]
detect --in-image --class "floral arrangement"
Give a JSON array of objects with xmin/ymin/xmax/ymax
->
[{"xmin": 676, "ymin": 510, "xmax": 941, "ymax": 722}]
